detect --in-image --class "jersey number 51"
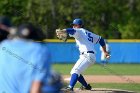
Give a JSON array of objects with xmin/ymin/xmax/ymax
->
[{"xmin": 86, "ymin": 32, "xmax": 93, "ymax": 43}]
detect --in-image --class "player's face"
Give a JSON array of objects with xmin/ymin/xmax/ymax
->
[{"xmin": 73, "ymin": 24, "xmax": 81, "ymax": 28}]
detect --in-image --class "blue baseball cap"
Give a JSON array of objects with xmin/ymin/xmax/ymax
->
[{"xmin": 72, "ymin": 18, "xmax": 83, "ymax": 26}]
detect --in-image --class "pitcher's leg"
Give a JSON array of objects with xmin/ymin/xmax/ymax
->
[
  {"xmin": 76, "ymin": 54, "xmax": 95, "ymax": 90},
  {"xmin": 78, "ymin": 74, "xmax": 88, "ymax": 87},
  {"xmin": 68, "ymin": 73, "xmax": 78, "ymax": 90},
  {"xmin": 70, "ymin": 57, "xmax": 92, "ymax": 75},
  {"xmin": 68, "ymin": 57, "xmax": 92, "ymax": 89},
  {"xmin": 78, "ymin": 74, "xmax": 92, "ymax": 90},
  {"xmin": 67, "ymin": 54, "xmax": 95, "ymax": 90},
  {"xmin": 67, "ymin": 57, "xmax": 87, "ymax": 90}
]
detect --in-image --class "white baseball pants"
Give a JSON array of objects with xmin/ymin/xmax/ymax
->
[{"xmin": 70, "ymin": 52, "xmax": 96, "ymax": 75}]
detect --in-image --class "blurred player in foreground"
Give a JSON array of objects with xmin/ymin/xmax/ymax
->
[
  {"xmin": 56, "ymin": 18, "xmax": 110, "ymax": 92},
  {"xmin": 0, "ymin": 16, "xmax": 11, "ymax": 42},
  {"xmin": 100, "ymin": 40, "xmax": 111, "ymax": 65},
  {"xmin": 0, "ymin": 23, "xmax": 63, "ymax": 93}
]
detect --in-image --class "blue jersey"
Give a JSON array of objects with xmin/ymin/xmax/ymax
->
[{"xmin": 0, "ymin": 39, "xmax": 51, "ymax": 93}]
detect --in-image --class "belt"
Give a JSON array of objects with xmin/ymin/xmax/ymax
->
[{"xmin": 81, "ymin": 51, "xmax": 94, "ymax": 55}]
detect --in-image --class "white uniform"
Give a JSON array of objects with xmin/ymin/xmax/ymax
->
[{"xmin": 69, "ymin": 28, "xmax": 101, "ymax": 75}]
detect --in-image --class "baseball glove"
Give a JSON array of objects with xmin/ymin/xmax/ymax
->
[{"xmin": 56, "ymin": 28, "xmax": 68, "ymax": 42}]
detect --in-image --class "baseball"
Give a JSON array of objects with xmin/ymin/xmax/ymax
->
[{"xmin": 106, "ymin": 55, "xmax": 111, "ymax": 59}]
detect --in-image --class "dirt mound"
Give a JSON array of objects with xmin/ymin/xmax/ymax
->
[
  {"xmin": 62, "ymin": 88, "xmax": 136, "ymax": 93},
  {"xmin": 63, "ymin": 75, "xmax": 140, "ymax": 83}
]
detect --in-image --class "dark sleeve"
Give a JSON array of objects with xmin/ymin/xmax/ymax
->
[
  {"xmin": 66, "ymin": 28, "xmax": 76, "ymax": 35},
  {"xmin": 99, "ymin": 37, "xmax": 105, "ymax": 46}
]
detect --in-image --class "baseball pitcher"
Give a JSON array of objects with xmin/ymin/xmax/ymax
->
[{"xmin": 56, "ymin": 18, "xmax": 110, "ymax": 91}]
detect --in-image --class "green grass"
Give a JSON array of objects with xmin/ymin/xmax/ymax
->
[
  {"xmin": 75, "ymin": 83, "xmax": 140, "ymax": 92},
  {"xmin": 63, "ymin": 82, "xmax": 140, "ymax": 92},
  {"xmin": 53, "ymin": 64, "xmax": 140, "ymax": 92},
  {"xmin": 53, "ymin": 64, "xmax": 140, "ymax": 75}
]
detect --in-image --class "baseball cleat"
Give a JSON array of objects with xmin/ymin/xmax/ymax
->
[
  {"xmin": 79, "ymin": 84, "xmax": 92, "ymax": 90},
  {"xmin": 62, "ymin": 86, "xmax": 74, "ymax": 93}
]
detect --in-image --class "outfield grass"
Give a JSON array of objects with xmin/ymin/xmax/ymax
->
[
  {"xmin": 63, "ymin": 81, "xmax": 140, "ymax": 92},
  {"xmin": 75, "ymin": 83, "xmax": 140, "ymax": 93},
  {"xmin": 53, "ymin": 64, "xmax": 140, "ymax": 75},
  {"xmin": 53, "ymin": 64, "xmax": 140, "ymax": 92}
]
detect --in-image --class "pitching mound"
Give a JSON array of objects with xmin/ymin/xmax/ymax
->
[{"xmin": 62, "ymin": 88, "xmax": 136, "ymax": 93}]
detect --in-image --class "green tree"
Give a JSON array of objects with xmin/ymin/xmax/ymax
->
[{"xmin": 0, "ymin": 0, "xmax": 140, "ymax": 39}]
